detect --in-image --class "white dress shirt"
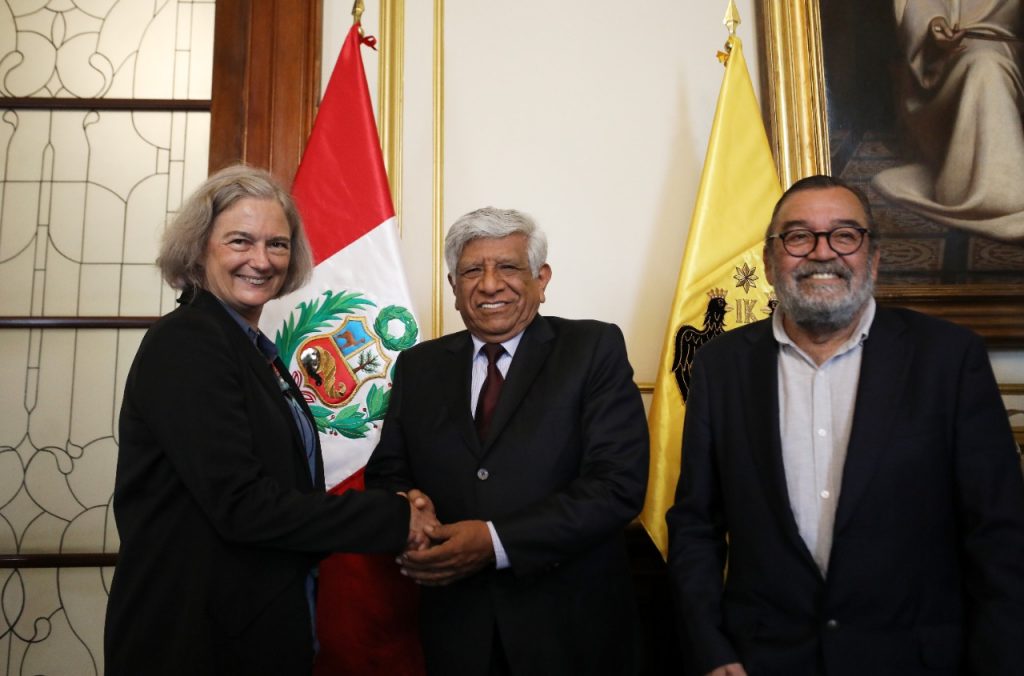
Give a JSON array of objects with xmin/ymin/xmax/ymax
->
[
  {"xmin": 469, "ymin": 332, "xmax": 524, "ymax": 570},
  {"xmin": 773, "ymin": 299, "xmax": 876, "ymax": 574}
]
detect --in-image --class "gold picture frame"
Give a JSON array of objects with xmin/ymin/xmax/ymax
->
[{"xmin": 761, "ymin": 0, "xmax": 1024, "ymax": 346}]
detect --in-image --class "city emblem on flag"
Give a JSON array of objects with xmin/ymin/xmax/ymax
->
[
  {"xmin": 670, "ymin": 258, "xmax": 778, "ymax": 402},
  {"xmin": 672, "ymin": 287, "xmax": 731, "ymax": 402}
]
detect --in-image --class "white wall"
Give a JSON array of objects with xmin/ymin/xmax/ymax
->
[{"xmin": 326, "ymin": 0, "xmax": 760, "ymax": 387}]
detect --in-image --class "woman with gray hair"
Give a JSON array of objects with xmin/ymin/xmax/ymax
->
[{"xmin": 104, "ymin": 165, "xmax": 429, "ymax": 676}]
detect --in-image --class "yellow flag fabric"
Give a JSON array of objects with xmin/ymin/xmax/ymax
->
[{"xmin": 640, "ymin": 35, "xmax": 782, "ymax": 558}]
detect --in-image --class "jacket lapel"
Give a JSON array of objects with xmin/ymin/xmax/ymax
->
[
  {"xmin": 834, "ymin": 308, "xmax": 911, "ymax": 532},
  {"xmin": 481, "ymin": 315, "xmax": 553, "ymax": 453},
  {"xmin": 247, "ymin": 341, "xmax": 315, "ymax": 490},
  {"xmin": 276, "ymin": 355, "xmax": 324, "ymax": 490},
  {"xmin": 194, "ymin": 291, "xmax": 315, "ymax": 488},
  {"xmin": 443, "ymin": 332, "xmax": 482, "ymax": 456},
  {"xmin": 740, "ymin": 322, "xmax": 820, "ymax": 572}
]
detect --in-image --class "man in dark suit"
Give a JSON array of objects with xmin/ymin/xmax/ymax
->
[
  {"xmin": 667, "ymin": 175, "xmax": 1024, "ymax": 676},
  {"xmin": 365, "ymin": 207, "xmax": 649, "ymax": 675}
]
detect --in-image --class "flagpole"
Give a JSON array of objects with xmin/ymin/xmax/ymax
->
[
  {"xmin": 351, "ymin": 0, "xmax": 364, "ymax": 31},
  {"xmin": 718, "ymin": 0, "xmax": 740, "ymax": 62},
  {"xmin": 724, "ymin": 0, "xmax": 739, "ymax": 36}
]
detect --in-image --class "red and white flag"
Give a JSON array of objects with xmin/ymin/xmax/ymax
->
[{"xmin": 259, "ymin": 22, "xmax": 424, "ymax": 676}]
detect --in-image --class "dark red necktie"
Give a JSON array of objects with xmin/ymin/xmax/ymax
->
[{"xmin": 475, "ymin": 343, "xmax": 505, "ymax": 440}]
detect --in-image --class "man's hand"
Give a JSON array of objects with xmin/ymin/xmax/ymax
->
[
  {"xmin": 706, "ymin": 663, "xmax": 748, "ymax": 676},
  {"xmin": 402, "ymin": 489, "xmax": 440, "ymax": 551},
  {"xmin": 397, "ymin": 519, "xmax": 495, "ymax": 586}
]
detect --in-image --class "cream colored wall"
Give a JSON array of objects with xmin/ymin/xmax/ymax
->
[
  {"xmin": 324, "ymin": 0, "xmax": 1024, "ymax": 389},
  {"xmin": 326, "ymin": 0, "xmax": 761, "ymax": 388}
]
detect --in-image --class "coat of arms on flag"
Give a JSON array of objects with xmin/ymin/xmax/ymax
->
[{"xmin": 274, "ymin": 290, "xmax": 417, "ymax": 439}]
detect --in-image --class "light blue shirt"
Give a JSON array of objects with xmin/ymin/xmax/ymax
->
[{"xmin": 773, "ymin": 299, "xmax": 876, "ymax": 575}]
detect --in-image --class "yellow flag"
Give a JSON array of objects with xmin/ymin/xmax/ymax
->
[{"xmin": 640, "ymin": 35, "xmax": 782, "ymax": 558}]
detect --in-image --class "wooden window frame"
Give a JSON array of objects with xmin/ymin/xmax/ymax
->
[{"xmin": 210, "ymin": 0, "xmax": 322, "ymax": 188}]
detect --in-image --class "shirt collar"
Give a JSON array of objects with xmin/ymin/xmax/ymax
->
[
  {"xmin": 772, "ymin": 297, "xmax": 876, "ymax": 360},
  {"xmin": 471, "ymin": 331, "xmax": 524, "ymax": 360},
  {"xmin": 216, "ymin": 298, "xmax": 280, "ymax": 362}
]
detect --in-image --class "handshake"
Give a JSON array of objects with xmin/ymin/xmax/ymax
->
[{"xmin": 398, "ymin": 489, "xmax": 496, "ymax": 587}]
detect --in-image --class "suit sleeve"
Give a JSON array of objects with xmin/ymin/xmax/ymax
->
[
  {"xmin": 364, "ymin": 350, "xmax": 416, "ymax": 493},
  {"xmin": 665, "ymin": 351, "xmax": 740, "ymax": 673},
  {"xmin": 121, "ymin": 315, "xmax": 409, "ymax": 554},
  {"xmin": 490, "ymin": 323, "xmax": 649, "ymax": 575},
  {"xmin": 953, "ymin": 333, "xmax": 1024, "ymax": 674}
]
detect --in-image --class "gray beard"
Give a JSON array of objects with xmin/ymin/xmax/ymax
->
[{"xmin": 775, "ymin": 257, "xmax": 875, "ymax": 334}]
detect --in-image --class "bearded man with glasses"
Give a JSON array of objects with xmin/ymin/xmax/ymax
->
[{"xmin": 667, "ymin": 175, "xmax": 1024, "ymax": 676}]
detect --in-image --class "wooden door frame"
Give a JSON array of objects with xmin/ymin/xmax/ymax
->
[{"xmin": 210, "ymin": 0, "xmax": 321, "ymax": 188}]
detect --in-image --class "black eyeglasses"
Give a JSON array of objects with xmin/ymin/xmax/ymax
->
[{"xmin": 766, "ymin": 226, "xmax": 871, "ymax": 257}]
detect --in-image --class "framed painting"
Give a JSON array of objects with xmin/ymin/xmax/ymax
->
[
  {"xmin": 761, "ymin": 0, "xmax": 1024, "ymax": 346},
  {"xmin": 1003, "ymin": 384, "xmax": 1024, "ymax": 445}
]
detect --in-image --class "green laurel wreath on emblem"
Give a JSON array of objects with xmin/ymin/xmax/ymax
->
[
  {"xmin": 274, "ymin": 290, "xmax": 387, "ymax": 439},
  {"xmin": 274, "ymin": 290, "xmax": 376, "ymax": 360},
  {"xmin": 374, "ymin": 305, "xmax": 418, "ymax": 351},
  {"xmin": 306, "ymin": 382, "xmax": 389, "ymax": 439}
]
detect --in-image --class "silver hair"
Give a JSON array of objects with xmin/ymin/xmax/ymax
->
[
  {"xmin": 156, "ymin": 164, "xmax": 313, "ymax": 295},
  {"xmin": 444, "ymin": 207, "xmax": 548, "ymax": 277}
]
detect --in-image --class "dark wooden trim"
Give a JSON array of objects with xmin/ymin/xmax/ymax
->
[
  {"xmin": 0, "ymin": 317, "xmax": 158, "ymax": 329},
  {"xmin": 0, "ymin": 98, "xmax": 210, "ymax": 111},
  {"xmin": 209, "ymin": 0, "xmax": 321, "ymax": 188},
  {"xmin": 0, "ymin": 553, "xmax": 118, "ymax": 568},
  {"xmin": 875, "ymin": 285, "xmax": 1024, "ymax": 348},
  {"xmin": 210, "ymin": 0, "xmax": 251, "ymax": 176}
]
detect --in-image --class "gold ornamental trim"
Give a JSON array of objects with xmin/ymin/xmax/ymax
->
[{"xmin": 762, "ymin": 0, "xmax": 830, "ymax": 186}]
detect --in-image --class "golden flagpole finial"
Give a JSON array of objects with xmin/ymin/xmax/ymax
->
[
  {"xmin": 717, "ymin": 0, "xmax": 741, "ymax": 63},
  {"xmin": 352, "ymin": 0, "xmax": 365, "ymax": 26},
  {"xmin": 723, "ymin": 0, "xmax": 741, "ymax": 36}
]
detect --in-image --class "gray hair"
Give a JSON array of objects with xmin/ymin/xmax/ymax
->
[
  {"xmin": 444, "ymin": 207, "xmax": 548, "ymax": 277},
  {"xmin": 157, "ymin": 164, "xmax": 313, "ymax": 295},
  {"xmin": 764, "ymin": 174, "xmax": 880, "ymax": 255}
]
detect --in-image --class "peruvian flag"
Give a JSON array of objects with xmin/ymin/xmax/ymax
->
[{"xmin": 259, "ymin": 23, "xmax": 424, "ymax": 676}]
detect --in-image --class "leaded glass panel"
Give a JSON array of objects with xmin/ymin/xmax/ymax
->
[
  {"xmin": 0, "ymin": 0, "xmax": 214, "ymax": 100},
  {"xmin": 0, "ymin": 109, "xmax": 209, "ymax": 317}
]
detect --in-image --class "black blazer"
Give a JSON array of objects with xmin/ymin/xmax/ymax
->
[
  {"xmin": 667, "ymin": 307, "xmax": 1024, "ymax": 676},
  {"xmin": 105, "ymin": 289, "xmax": 409, "ymax": 676},
  {"xmin": 365, "ymin": 315, "xmax": 649, "ymax": 676}
]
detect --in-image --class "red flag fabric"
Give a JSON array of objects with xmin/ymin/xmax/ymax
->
[
  {"xmin": 315, "ymin": 471, "xmax": 425, "ymax": 676},
  {"xmin": 259, "ymin": 22, "xmax": 424, "ymax": 676},
  {"xmin": 292, "ymin": 29, "xmax": 393, "ymax": 262}
]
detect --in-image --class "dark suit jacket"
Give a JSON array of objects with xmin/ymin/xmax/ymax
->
[
  {"xmin": 365, "ymin": 315, "xmax": 649, "ymax": 676},
  {"xmin": 667, "ymin": 307, "xmax": 1024, "ymax": 676},
  {"xmin": 105, "ymin": 289, "xmax": 409, "ymax": 676}
]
